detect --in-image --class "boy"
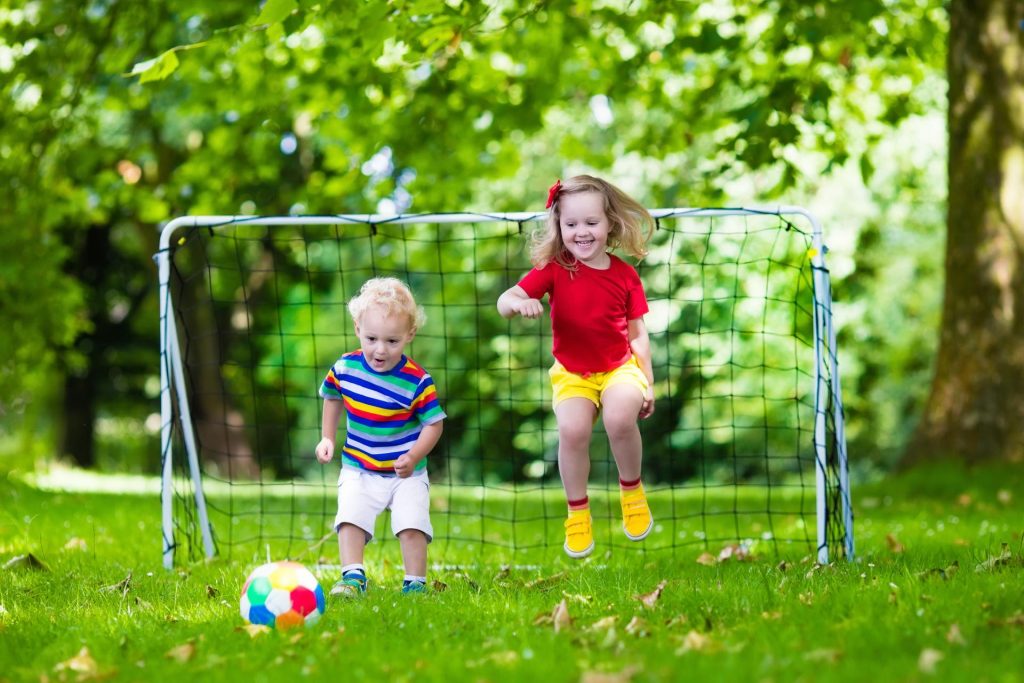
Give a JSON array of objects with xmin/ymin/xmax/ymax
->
[{"xmin": 315, "ymin": 277, "xmax": 445, "ymax": 595}]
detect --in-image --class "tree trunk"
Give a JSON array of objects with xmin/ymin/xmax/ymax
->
[{"xmin": 906, "ymin": 0, "xmax": 1024, "ymax": 464}]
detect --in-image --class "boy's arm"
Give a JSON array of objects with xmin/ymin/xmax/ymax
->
[
  {"xmin": 497, "ymin": 285, "xmax": 544, "ymax": 320},
  {"xmin": 628, "ymin": 317, "xmax": 655, "ymax": 419},
  {"xmin": 315, "ymin": 399, "xmax": 344, "ymax": 463},
  {"xmin": 393, "ymin": 421, "xmax": 444, "ymax": 478}
]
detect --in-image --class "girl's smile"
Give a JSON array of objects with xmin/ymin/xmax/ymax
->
[{"xmin": 558, "ymin": 191, "xmax": 611, "ymax": 269}]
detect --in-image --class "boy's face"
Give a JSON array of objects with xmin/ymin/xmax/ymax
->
[{"xmin": 354, "ymin": 305, "xmax": 415, "ymax": 373}]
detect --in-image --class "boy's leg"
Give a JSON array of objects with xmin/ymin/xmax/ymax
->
[
  {"xmin": 397, "ymin": 529, "xmax": 428, "ymax": 592},
  {"xmin": 602, "ymin": 383, "xmax": 653, "ymax": 541},
  {"xmin": 555, "ymin": 397, "xmax": 598, "ymax": 558},
  {"xmin": 390, "ymin": 474, "xmax": 432, "ymax": 592},
  {"xmin": 331, "ymin": 469, "xmax": 380, "ymax": 597},
  {"xmin": 332, "ymin": 524, "xmax": 369, "ymax": 596}
]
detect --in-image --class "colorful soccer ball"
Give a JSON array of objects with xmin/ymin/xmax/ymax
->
[{"xmin": 240, "ymin": 561, "xmax": 325, "ymax": 629}]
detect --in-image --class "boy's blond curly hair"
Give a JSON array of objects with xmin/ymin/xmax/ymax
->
[
  {"xmin": 347, "ymin": 277, "xmax": 426, "ymax": 331},
  {"xmin": 530, "ymin": 174, "xmax": 655, "ymax": 270}
]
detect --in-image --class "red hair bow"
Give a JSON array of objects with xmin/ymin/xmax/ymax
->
[{"xmin": 545, "ymin": 179, "xmax": 562, "ymax": 209}]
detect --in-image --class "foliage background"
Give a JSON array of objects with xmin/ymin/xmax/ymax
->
[{"xmin": 0, "ymin": 0, "xmax": 948, "ymax": 477}]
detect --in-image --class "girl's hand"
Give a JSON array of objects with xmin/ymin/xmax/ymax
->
[
  {"xmin": 639, "ymin": 388, "xmax": 655, "ymax": 419},
  {"xmin": 514, "ymin": 298, "xmax": 544, "ymax": 319},
  {"xmin": 315, "ymin": 438, "xmax": 335, "ymax": 464}
]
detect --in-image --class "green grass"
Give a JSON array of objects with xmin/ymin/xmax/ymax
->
[{"xmin": 2, "ymin": 461, "xmax": 1023, "ymax": 682}]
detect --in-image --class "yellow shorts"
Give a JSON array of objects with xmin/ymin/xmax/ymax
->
[{"xmin": 549, "ymin": 356, "xmax": 649, "ymax": 409}]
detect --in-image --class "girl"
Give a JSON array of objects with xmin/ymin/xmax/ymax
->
[{"xmin": 497, "ymin": 175, "xmax": 656, "ymax": 558}]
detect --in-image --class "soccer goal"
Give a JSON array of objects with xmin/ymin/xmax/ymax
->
[{"xmin": 156, "ymin": 208, "xmax": 853, "ymax": 569}]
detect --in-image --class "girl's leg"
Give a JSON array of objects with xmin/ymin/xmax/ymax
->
[
  {"xmin": 554, "ymin": 397, "xmax": 598, "ymax": 501},
  {"xmin": 601, "ymin": 384, "xmax": 653, "ymax": 540},
  {"xmin": 600, "ymin": 384, "xmax": 645, "ymax": 479}
]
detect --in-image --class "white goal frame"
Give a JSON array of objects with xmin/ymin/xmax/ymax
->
[{"xmin": 156, "ymin": 207, "xmax": 854, "ymax": 568}]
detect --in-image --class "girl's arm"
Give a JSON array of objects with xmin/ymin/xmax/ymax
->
[
  {"xmin": 393, "ymin": 421, "xmax": 444, "ymax": 478},
  {"xmin": 497, "ymin": 285, "xmax": 544, "ymax": 320},
  {"xmin": 628, "ymin": 318, "xmax": 656, "ymax": 419},
  {"xmin": 315, "ymin": 398, "xmax": 344, "ymax": 463}
]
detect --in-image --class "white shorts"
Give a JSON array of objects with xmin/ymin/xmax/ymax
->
[{"xmin": 334, "ymin": 467, "xmax": 432, "ymax": 543}]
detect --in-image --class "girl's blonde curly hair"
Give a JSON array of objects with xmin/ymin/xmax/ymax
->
[
  {"xmin": 347, "ymin": 277, "xmax": 426, "ymax": 331},
  {"xmin": 530, "ymin": 175, "xmax": 654, "ymax": 270}
]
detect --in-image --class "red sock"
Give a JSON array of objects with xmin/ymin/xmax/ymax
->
[
  {"xmin": 568, "ymin": 496, "xmax": 589, "ymax": 511},
  {"xmin": 619, "ymin": 477, "xmax": 642, "ymax": 491}
]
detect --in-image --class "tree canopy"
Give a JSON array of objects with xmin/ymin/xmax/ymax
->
[{"xmin": 1, "ymin": 0, "xmax": 953, "ymax": 471}]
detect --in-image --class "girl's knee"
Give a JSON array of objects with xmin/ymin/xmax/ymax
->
[{"xmin": 602, "ymin": 410, "xmax": 640, "ymax": 440}]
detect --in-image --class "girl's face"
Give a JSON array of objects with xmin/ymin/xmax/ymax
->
[
  {"xmin": 558, "ymin": 191, "xmax": 611, "ymax": 268},
  {"xmin": 354, "ymin": 305, "xmax": 415, "ymax": 373}
]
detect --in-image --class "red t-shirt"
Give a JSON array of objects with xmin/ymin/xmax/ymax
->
[{"xmin": 518, "ymin": 255, "xmax": 649, "ymax": 374}]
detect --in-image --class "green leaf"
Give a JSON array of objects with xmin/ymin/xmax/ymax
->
[
  {"xmin": 131, "ymin": 49, "xmax": 180, "ymax": 83},
  {"xmin": 255, "ymin": 0, "xmax": 297, "ymax": 26}
]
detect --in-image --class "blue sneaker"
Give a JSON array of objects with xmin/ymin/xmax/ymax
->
[
  {"xmin": 330, "ymin": 572, "xmax": 367, "ymax": 598},
  {"xmin": 401, "ymin": 580, "xmax": 427, "ymax": 594}
]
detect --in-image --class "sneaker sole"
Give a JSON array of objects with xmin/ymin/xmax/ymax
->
[
  {"xmin": 623, "ymin": 518, "xmax": 653, "ymax": 541},
  {"xmin": 563, "ymin": 541, "xmax": 595, "ymax": 559}
]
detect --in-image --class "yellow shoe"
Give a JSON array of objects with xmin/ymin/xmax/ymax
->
[
  {"xmin": 563, "ymin": 508, "xmax": 595, "ymax": 558},
  {"xmin": 621, "ymin": 485, "xmax": 653, "ymax": 541}
]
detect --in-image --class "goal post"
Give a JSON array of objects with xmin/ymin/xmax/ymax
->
[{"xmin": 156, "ymin": 208, "xmax": 853, "ymax": 569}]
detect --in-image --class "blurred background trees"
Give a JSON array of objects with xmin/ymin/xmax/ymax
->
[{"xmin": 2, "ymin": 0, "xmax": 1006, "ymax": 477}]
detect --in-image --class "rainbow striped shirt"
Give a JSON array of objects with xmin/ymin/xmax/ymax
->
[{"xmin": 319, "ymin": 350, "xmax": 445, "ymax": 474}]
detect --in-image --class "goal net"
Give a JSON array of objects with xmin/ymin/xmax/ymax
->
[{"xmin": 156, "ymin": 208, "xmax": 853, "ymax": 569}]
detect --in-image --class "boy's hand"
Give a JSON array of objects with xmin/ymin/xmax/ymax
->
[
  {"xmin": 394, "ymin": 454, "xmax": 415, "ymax": 478},
  {"xmin": 513, "ymin": 298, "xmax": 544, "ymax": 319},
  {"xmin": 315, "ymin": 438, "xmax": 335, "ymax": 464}
]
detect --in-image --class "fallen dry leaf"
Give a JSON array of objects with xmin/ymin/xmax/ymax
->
[
  {"xmin": 717, "ymin": 543, "xmax": 750, "ymax": 562},
  {"xmin": 975, "ymin": 544, "xmax": 1012, "ymax": 572},
  {"xmin": 695, "ymin": 552, "xmax": 717, "ymax": 566},
  {"xmin": 987, "ymin": 610, "xmax": 1024, "ymax": 627},
  {"xmin": 100, "ymin": 573, "xmax": 132, "ymax": 596},
  {"xmin": 956, "ymin": 493, "xmax": 972, "ymax": 506},
  {"xmin": 589, "ymin": 616, "xmax": 618, "ymax": 631},
  {"xmin": 552, "ymin": 599, "xmax": 571, "ymax": 633},
  {"xmin": 624, "ymin": 616, "xmax": 651, "ymax": 637},
  {"xmin": 524, "ymin": 571, "xmax": 567, "ymax": 590},
  {"xmin": 431, "ymin": 579, "xmax": 448, "ymax": 592},
  {"xmin": 63, "ymin": 537, "xmax": 88, "ymax": 551},
  {"xmin": 885, "ymin": 533, "xmax": 905, "ymax": 554},
  {"xmin": 918, "ymin": 648, "xmax": 943, "ymax": 674},
  {"xmin": 946, "ymin": 623, "xmax": 966, "ymax": 645},
  {"xmin": 54, "ymin": 647, "xmax": 99, "ymax": 676},
  {"xmin": 803, "ymin": 648, "xmax": 842, "ymax": 663},
  {"xmin": 996, "ymin": 489, "xmax": 1012, "ymax": 504},
  {"xmin": 676, "ymin": 629, "xmax": 712, "ymax": 653},
  {"xmin": 165, "ymin": 641, "xmax": 197, "ymax": 663},
  {"xmin": 237, "ymin": 624, "xmax": 271, "ymax": 638},
  {"xmin": 634, "ymin": 580, "xmax": 667, "ymax": 610},
  {"xmin": 580, "ymin": 665, "xmax": 640, "ymax": 683},
  {"xmin": 205, "ymin": 584, "xmax": 219, "ymax": 599},
  {"xmin": 2, "ymin": 553, "xmax": 49, "ymax": 572}
]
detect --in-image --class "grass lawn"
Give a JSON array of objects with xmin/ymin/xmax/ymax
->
[{"xmin": 1, "ymin": 460, "xmax": 1023, "ymax": 683}]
